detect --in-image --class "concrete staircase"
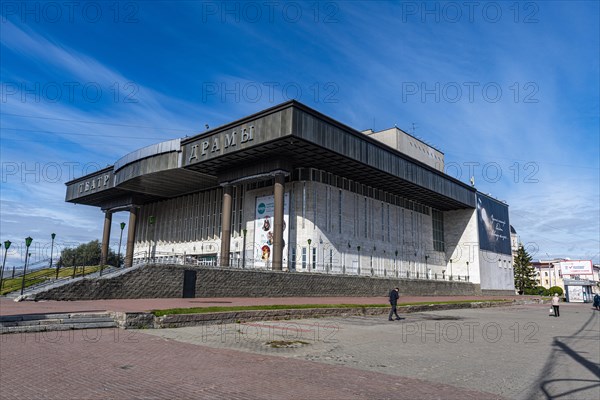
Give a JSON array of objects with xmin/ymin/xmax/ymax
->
[{"xmin": 0, "ymin": 312, "xmax": 117, "ymax": 334}]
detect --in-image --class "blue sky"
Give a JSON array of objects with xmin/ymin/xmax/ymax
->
[{"xmin": 1, "ymin": 1, "xmax": 599, "ymax": 267}]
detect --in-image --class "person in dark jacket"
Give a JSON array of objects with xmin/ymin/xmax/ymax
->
[
  {"xmin": 388, "ymin": 287, "xmax": 401, "ymax": 321},
  {"xmin": 592, "ymin": 293, "xmax": 600, "ymax": 311}
]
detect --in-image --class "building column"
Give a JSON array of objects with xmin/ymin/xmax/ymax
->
[
  {"xmin": 272, "ymin": 174, "xmax": 285, "ymax": 271},
  {"xmin": 220, "ymin": 185, "xmax": 233, "ymax": 267},
  {"xmin": 100, "ymin": 211, "xmax": 112, "ymax": 265},
  {"xmin": 124, "ymin": 207, "xmax": 138, "ymax": 268}
]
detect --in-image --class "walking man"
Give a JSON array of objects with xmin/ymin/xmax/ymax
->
[
  {"xmin": 551, "ymin": 293, "xmax": 560, "ymax": 317},
  {"xmin": 388, "ymin": 287, "xmax": 401, "ymax": 321}
]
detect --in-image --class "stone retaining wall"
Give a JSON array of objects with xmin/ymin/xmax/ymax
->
[
  {"xmin": 115, "ymin": 301, "xmax": 515, "ymax": 329},
  {"xmin": 34, "ymin": 264, "xmax": 481, "ymax": 301}
]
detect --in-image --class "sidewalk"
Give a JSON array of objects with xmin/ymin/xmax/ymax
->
[{"xmin": 0, "ymin": 295, "xmax": 523, "ymax": 316}]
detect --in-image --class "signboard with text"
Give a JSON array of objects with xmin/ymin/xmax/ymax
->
[
  {"xmin": 560, "ymin": 260, "xmax": 593, "ymax": 275},
  {"xmin": 476, "ymin": 193, "xmax": 511, "ymax": 255}
]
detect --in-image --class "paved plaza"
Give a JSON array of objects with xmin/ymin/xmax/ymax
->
[{"xmin": 1, "ymin": 302, "xmax": 598, "ymax": 399}]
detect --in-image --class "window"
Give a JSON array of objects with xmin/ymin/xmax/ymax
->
[
  {"xmin": 291, "ymin": 247, "xmax": 296, "ymax": 270},
  {"xmin": 338, "ymin": 190, "xmax": 342, "ymax": 234},
  {"xmin": 312, "ymin": 247, "xmax": 317, "ymax": 269},
  {"xmin": 302, "ymin": 247, "xmax": 307, "ymax": 269},
  {"xmin": 364, "ymin": 197, "xmax": 368, "ymax": 238},
  {"xmin": 313, "ymin": 184, "xmax": 317, "ymax": 230},
  {"xmin": 329, "ymin": 249, "xmax": 333, "ymax": 266},
  {"xmin": 432, "ymin": 209, "xmax": 445, "ymax": 252},
  {"xmin": 302, "ymin": 182, "xmax": 306, "ymax": 229}
]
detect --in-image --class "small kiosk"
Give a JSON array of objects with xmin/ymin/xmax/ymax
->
[{"xmin": 563, "ymin": 279, "xmax": 594, "ymax": 303}]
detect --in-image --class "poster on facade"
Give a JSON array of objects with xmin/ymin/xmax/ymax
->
[
  {"xmin": 560, "ymin": 260, "xmax": 593, "ymax": 275},
  {"xmin": 567, "ymin": 285, "xmax": 584, "ymax": 302},
  {"xmin": 476, "ymin": 193, "xmax": 511, "ymax": 255},
  {"xmin": 254, "ymin": 194, "xmax": 289, "ymax": 269}
]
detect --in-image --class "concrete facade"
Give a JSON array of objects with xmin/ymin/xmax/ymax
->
[
  {"xmin": 363, "ymin": 127, "xmax": 444, "ymax": 171},
  {"xmin": 64, "ymin": 101, "xmax": 514, "ymax": 295}
]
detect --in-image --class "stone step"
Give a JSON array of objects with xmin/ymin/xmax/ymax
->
[
  {"xmin": 0, "ymin": 312, "xmax": 117, "ymax": 334},
  {"xmin": 0, "ymin": 317, "xmax": 115, "ymax": 328},
  {"xmin": 0, "ymin": 312, "xmax": 112, "ymax": 322},
  {"xmin": 1, "ymin": 321, "xmax": 118, "ymax": 334}
]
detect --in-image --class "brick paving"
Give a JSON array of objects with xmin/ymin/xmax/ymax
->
[
  {"xmin": 0, "ymin": 295, "xmax": 538, "ymax": 399},
  {"xmin": 0, "ymin": 295, "xmax": 524, "ymax": 316},
  {"xmin": 0, "ymin": 327, "xmax": 505, "ymax": 400}
]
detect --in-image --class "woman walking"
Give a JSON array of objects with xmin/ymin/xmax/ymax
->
[{"xmin": 552, "ymin": 293, "xmax": 560, "ymax": 317}]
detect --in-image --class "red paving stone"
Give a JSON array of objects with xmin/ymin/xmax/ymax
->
[
  {"xmin": 0, "ymin": 328, "xmax": 506, "ymax": 399},
  {"xmin": 0, "ymin": 295, "xmax": 523, "ymax": 316}
]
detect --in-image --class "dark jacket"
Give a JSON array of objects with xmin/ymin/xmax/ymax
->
[{"xmin": 389, "ymin": 289, "xmax": 399, "ymax": 305}]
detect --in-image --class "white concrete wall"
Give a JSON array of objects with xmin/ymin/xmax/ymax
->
[
  {"xmin": 479, "ymin": 250, "xmax": 514, "ymax": 291},
  {"xmin": 364, "ymin": 127, "xmax": 444, "ymax": 171},
  {"xmin": 134, "ymin": 181, "xmax": 487, "ymax": 283},
  {"xmin": 443, "ymin": 208, "xmax": 480, "ymax": 283}
]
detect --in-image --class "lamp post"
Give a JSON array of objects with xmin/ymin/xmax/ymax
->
[
  {"xmin": 242, "ymin": 228, "xmax": 247, "ymax": 269},
  {"xmin": 466, "ymin": 261, "xmax": 470, "ymax": 282},
  {"xmin": 449, "ymin": 258, "xmax": 453, "ymax": 280},
  {"xmin": 117, "ymin": 222, "xmax": 126, "ymax": 268},
  {"xmin": 72, "ymin": 255, "xmax": 77, "ymax": 279},
  {"xmin": 307, "ymin": 239, "xmax": 312, "ymax": 270},
  {"xmin": 0, "ymin": 240, "xmax": 11, "ymax": 291},
  {"xmin": 320, "ymin": 237, "xmax": 325, "ymax": 272},
  {"xmin": 20, "ymin": 237, "xmax": 33, "ymax": 296},
  {"xmin": 395, "ymin": 250, "xmax": 398, "ymax": 278},
  {"xmin": 148, "ymin": 216, "xmax": 156, "ymax": 262},
  {"xmin": 49, "ymin": 233, "xmax": 56, "ymax": 270},
  {"xmin": 425, "ymin": 255, "xmax": 429, "ymax": 279}
]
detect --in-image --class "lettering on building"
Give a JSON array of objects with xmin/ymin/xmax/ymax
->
[
  {"xmin": 189, "ymin": 125, "xmax": 255, "ymax": 162},
  {"xmin": 78, "ymin": 174, "xmax": 111, "ymax": 194}
]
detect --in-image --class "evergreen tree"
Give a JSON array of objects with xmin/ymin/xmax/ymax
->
[{"xmin": 513, "ymin": 244, "xmax": 536, "ymax": 294}]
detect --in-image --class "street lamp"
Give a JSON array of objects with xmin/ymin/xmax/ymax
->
[
  {"xmin": 395, "ymin": 250, "xmax": 398, "ymax": 278},
  {"xmin": 117, "ymin": 222, "xmax": 126, "ymax": 268},
  {"xmin": 466, "ymin": 261, "xmax": 470, "ymax": 281},
  {"xmin": 242, "ymin": 228, "xmax": 247, "ymax": 269},
  {"xmin": 0, "ymin": 240, "xmax": 11, "ymax": 291},
  {"xmin": 425, "ymin": 255, "xmax": 429, "ymax": 279},
  {"xmin": 307, "ymin": 239, "xmax": 312, "ymax": 270},
  {"xmin": 20, "ymin": 237, "xmax": 33, "ymax": 296},
  {"xmin": 49, "ymin": 233, "xmax": 56, "ymax": 270},
  {"xmin": 449, "ymin": 258, "xmax": 453, "ymax": 280},
  {"xmin": 320, "ymin": 237, "xmax": 325, "ymax": 272}
]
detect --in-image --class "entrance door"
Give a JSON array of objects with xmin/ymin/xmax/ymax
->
[{"xmin": 183, "ymin": 270, "xmax": 197, "ymax": 298}]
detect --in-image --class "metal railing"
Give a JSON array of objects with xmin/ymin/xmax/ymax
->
[
  {"xmin": 132, "ymin": 253, "xmax": 470, "ymax": 282},
  {"xmin": 1, "ymin": 264, "xmax": 117, "ymax": 296}
]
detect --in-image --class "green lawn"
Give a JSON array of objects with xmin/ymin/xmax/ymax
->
[
  {"xmin": 0, "ymin": 265, "xmax": 106, "ymax": 295},
  {"xmin": 152, "ymin": 299, "xmax": 510, "ymax": 317}
]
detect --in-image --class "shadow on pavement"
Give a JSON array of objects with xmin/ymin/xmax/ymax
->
[{"xmin": 527, "ymin": 311, "xmax": 600, "ymax": 400}]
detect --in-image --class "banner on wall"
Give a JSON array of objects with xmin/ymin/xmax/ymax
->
[
  {"xmin": 254, "ymin": 194, "xmax": 289, "ymax": 268},
  {"xmin": 476, "ymin": 193, "xmax": 512, "ymax": 256},
  {"xmin": 560, "ymin": 260, "xmax": 593, "ymax": 275}
]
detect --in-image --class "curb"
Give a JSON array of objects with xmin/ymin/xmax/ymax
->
[{"xmin": 118, "ymin": 299, "xmax": 537, "ymax": 329}]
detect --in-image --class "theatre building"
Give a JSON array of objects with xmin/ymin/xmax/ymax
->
[{"xmin": 65, "ymin": 101, "xmax": 515, "ymax": 295}]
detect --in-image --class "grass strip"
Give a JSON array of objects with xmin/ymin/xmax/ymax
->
[
  {"xmin": 152, "ymin": 299, "xmax": 510, "ymax": 317},
  {"xmin": 0, "ymin": 265, "xmax": 105, "ymax": 295}
]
